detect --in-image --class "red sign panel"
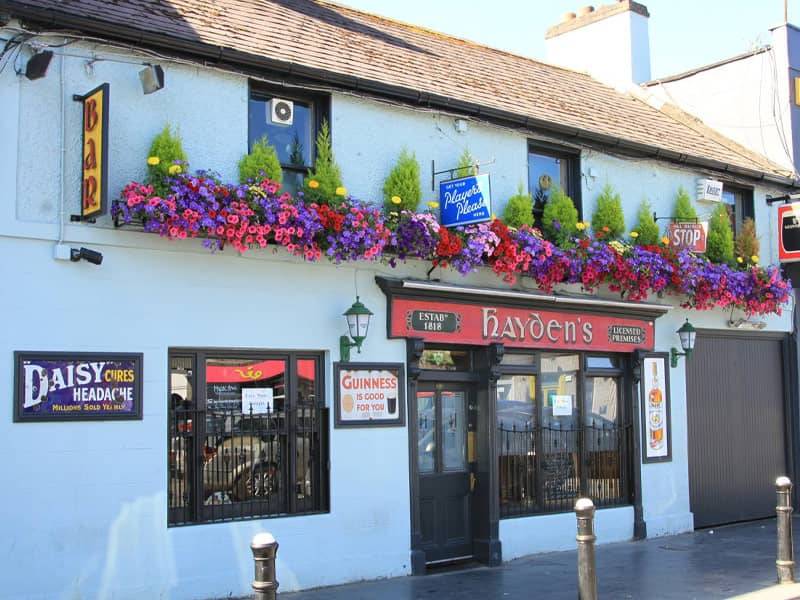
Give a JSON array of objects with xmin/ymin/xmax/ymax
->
[
  {"xmin": 778, "ymin": 203, "xmax": 800, "ymax": 262},
  {"xmin": 390, "ymin": 298, "xmax": 654, "ymax": 352},
  {"xmin": 668, "ymin": 222, "xmax": 707, "ymax": 253}
]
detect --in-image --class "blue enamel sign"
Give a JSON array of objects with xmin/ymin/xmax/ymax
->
[{"xmin": 439, "ymin": 174, "xmax": 492, "ymax": 227}]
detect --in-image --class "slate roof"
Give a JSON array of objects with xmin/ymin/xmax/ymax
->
[{"xmin": 3, "ymin": 0, "xmax": 794, "ymax": 184}]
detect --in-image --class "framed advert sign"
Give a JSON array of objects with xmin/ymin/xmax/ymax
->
[
  {"xmin": 334, "ymin": 362, "xmax": 405, "ymax": 428},
  {"xmin": 639, "ymin": 352, "xmax": 671, "ymax": 463},
  {"xmin": 778, "ymin": 202, "xmax": 800, "ymax": 262},
  {"xmin": 14, "ymin": 352, "xmax": 143, "ymax": 422}
]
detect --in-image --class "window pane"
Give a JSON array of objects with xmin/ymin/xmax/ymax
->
[
  {"xmin": 417, "ymin": 391, "xmax": 436, "ymax": 473},
  {"xmin": 501, "ymin": 352, "xmax": 537, "ymax": 366},
  {"xmin": 419, "ymin": 349, "xmax": 469, "ymax": 371},
  {"xmin": 169, "ymin": 356, "xmax": 194, "ymax": 515},
  {"xmin": 497, "ymin": 375, "xmax": 536, "ymax": 516},
  {"xmin": 297, "ymin": 358, "xmax": 317, "ymax": 404},
  {"xmin": 540, "ymin": 354, "xmax": 579, "ymax": 428},
  {"xmin": 584, "ymin": 376, "xmax": 623, "ymax": 505},
  {"xmin": 586, "ymin": 356, "xmax": 620, "ymax": 370},
  {"xmin": 441, "ymin": 391, "xmax": 466, "ymax": 471},
  {"xmin": 248, "ymin": 96, "xmax": 313, "ymax": 167},
  {"xmin": 529, "ymin": 151, "xmax": 565, "ymax": 204},
  {"xmin": 584, "ymin": 377, "xmax": 619, "ymax": 426},
  {"xmin": 203, "ymin": 357, "xmax": 286, "ymax": 508}
]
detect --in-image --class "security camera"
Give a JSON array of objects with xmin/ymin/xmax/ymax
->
[{"xmin": 70, "ymin": 247, "xmax": 103, "ymax": 265}]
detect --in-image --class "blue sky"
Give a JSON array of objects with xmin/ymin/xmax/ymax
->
[{"xmin": 335, "ymin": 0, "xmax": 795, "ymax": 79}]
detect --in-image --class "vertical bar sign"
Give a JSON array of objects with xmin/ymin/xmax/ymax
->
[{"xmin": 77, "ymin": 83, "xmax": 109, "ymax": 219}]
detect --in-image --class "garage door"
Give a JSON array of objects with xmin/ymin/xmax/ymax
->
[{"xmin": 686, "ymin": 332, "xmax": 788, "ymax": 528}]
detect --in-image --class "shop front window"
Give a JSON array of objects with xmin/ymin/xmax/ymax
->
[
  {"xmin": 168, "ymin": 350, "xmax": 328, "ymax": 526},
  {"xmin": 498, "ymin": 352, "xmax": 630, "ymax": 518}
]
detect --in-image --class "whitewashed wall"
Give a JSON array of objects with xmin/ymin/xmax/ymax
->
[{"xmin": 0, "ymin": 28, "xmax": 793, "ymax": 599}]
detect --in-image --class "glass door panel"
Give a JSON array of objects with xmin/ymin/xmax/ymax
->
[
  {"xmin": 417, "ymin": 391, "xmax": 436, "ymax": 473},
  {"xmin": 441, "ymin": 391, "xmax": 466, "ymax": 472}
]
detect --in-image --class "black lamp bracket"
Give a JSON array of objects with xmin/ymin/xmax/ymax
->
[{"xmin": 431, "ymin": 158, "xmax": 495, "ymax": 190}]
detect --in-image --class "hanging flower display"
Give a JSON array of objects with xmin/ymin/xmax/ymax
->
[{"xmin": 112, "ymin": 171, "xmax": 792, "ymax": 317}]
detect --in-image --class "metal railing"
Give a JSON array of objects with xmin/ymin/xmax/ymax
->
[
  {"xmin": 498, "ymin": 420, "xmax": 633, "ymax": 517},
  {"xmin": 168, "ymin": 405, "xmax": 328, "ymax": 525}
]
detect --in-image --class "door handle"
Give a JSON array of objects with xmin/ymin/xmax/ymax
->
[{"xmin": 470, "ymin": 472, "xmax": 477, "ymax": 492}]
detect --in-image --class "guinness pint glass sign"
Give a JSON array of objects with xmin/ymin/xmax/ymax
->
[
  {"xmin": 334, "ymin": 363, "xmax": 405, "ymax": 428},
  {"xmin": 779, "ymin": 203, "xmax": 800, "ymax": 262}
]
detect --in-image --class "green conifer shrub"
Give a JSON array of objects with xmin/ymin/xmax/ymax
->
[
  {"xmin": 503, "ymin": 184, "xmax": 534, "ymax": 228},
  {"xmin": 238, "ymin": 136, "xmax": 282, "ymax": 184},
  {"xmin": 453, "ymin": 148, "xmax": 477, "ymax": 178},
  {"xmin": 383, "ymin": 149, "xmax": 422, "ymax": 213},
  {"xmin": 303, "ymin": 120, "xmax": 344, "ymax": 206},
  {"xmin": 674, "ymin": 187, "xmax": 698, "ymax": 221},
  {"xmin": 633, "ymin": 199, "xmax": 660, "ymax": 245},
  {"xmin": 591, "ymin": 184, "xmax": 625, "ymax": 238},
  {"xmin": 146, "ymin": 124, "xmax": 188, "ymax": 197},
  {"xmin": 706, "ymin": 203, "xmax": 735, "ymax": 265},
  {"xmin": 542, "ymin": 187, "xmax": 579, "ymax": 245}
]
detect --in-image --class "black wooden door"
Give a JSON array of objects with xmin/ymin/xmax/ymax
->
[
  {"xmin": 686, "ymin": 333, "xmax": 787, "ymax": 528},
  {"xmin": 417, "ymin": 383, "xmax": 474, "ymax": 563}
]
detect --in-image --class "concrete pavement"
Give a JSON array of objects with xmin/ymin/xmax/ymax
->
[{"xmin": 273, "ymin": 517, "xmax": 800, "ymax": 599}]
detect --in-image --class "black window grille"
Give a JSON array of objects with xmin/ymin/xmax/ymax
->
[
  {"xmin": 168, "ymin": 351, "xmax": 329, "ymax": 526},
  {"xmin": 497, "ymin": 352, "xmax": 632, "ymax": 518}
]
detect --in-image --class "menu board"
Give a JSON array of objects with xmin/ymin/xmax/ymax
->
[{"xmin": 334, "ymin": 363, "xmax": 405, "ymax": 428}]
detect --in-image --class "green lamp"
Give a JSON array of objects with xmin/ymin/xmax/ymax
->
[
  {"xmin": 340, "ymin": 296, "xmax": 373, "ymax": 362},
  {"xmin": 670, "ymin": 318, "xmax": 696, "ymax": 368}
]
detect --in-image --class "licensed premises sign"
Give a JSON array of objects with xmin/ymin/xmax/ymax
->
[
  {"xmin": 76, "ymin": 83, "xmax": 109, "ymax": 220},
  {"xmin": 439, "ymin": 174, "xmax": 492, "ymax": 227},
  {"xmin": 14, "ymin": 352, "xmax": 143, "ymax": 422}
]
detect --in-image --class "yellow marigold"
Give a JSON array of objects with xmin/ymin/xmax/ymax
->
[
  {"xmin": 630, "ymin": 231, "xmax": 639, "ymax": 238},
  {"xmin": 147, "ymin": 156, "xmax": 160, "ymax": 166},
  {"xmin": 661, "ymin": 236, "xmax": 670, "ymax": 245},
  {"xmin": 737, "ymin": 256, "xmax": 744, "ymax": 263},
  {"xmin": 751, "ymin": 255, "xmax": 759, "ymax": 263},
  {"xmin": 335, "ymin": 186, "xmax": 347, "ymax": 197},
  {"xmin": 168, "ymin": 164, "xmax": 182, "ymax": 175},
  {"xmin": 390, "ymin": 195, "xmax": 402, "ymax": 205},
  {"xmin": 575, "ymin": 222, "xmax": 586, "ymax": 231},
  {"xmin": 308, "ymin": 180, "xmax": 320, "ymax": 189},
  {"xmin": 427, "ymin": 201, "xmax": 439, "ymax": 209},
  {"xmin": 582, "ymin": 221, "xmax": 591, "ymax": 229}
]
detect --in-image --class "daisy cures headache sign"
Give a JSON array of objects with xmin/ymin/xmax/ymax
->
[
  {"xmin": 14, "ymin": 352, "xmax": 143, "ymax": 422},
  {"xmin": 334, "ymin": 363, "xmax": 405, "ymax": 428}
]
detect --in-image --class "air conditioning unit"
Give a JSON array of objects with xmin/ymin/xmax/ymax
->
[
  {"xmin": 268, "ymin": 98, "xmax": 294, "ymax": 126},
  {"xmin": 697, "ymin": 178, "xmax": 723, "ymax": 202}
]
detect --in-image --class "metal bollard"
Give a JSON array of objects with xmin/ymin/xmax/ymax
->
[
  {"xmin": 251, "ymin": 532, "xmax": 279, "ymax": 600},
  {"xmin": 575, "ymin": 497, "xmax": 598, "ymax": 600},
  {"xmin": 776, "ymin": 477, "xmax": 795, "ymax": 584}
]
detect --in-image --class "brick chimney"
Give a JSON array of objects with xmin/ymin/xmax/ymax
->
[{"xmin": 545, "ymin": 1, "xmax": 651, "ymax": 86}]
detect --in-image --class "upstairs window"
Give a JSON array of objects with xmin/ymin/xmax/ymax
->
[
  {"xmin": 248, "ymin": 86, "xmax": 329, "ymax": 195},
  {"xmin": 721, "ymin": 184, "xmax": 755, "ymax": 235},
  {"xmin": 528, "ymin": 142, "xmax": 582, "ymax": 218}
]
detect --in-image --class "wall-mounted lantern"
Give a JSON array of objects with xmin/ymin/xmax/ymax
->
[
  {"xmin": 340, "ymin": 297, "xmax": 373, "ymax": 362},
  {"xmin": 670, "ymin": 319, "xmax": 696, "ymax": 368}
]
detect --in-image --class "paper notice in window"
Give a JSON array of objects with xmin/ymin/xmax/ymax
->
[
  {"xmin": 242, "ymin": 388, "xmax": 273, "ymax": 414},
  {"xmin": 553, "ymin": 395, "xmax": 573, "ymax": 416}
]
